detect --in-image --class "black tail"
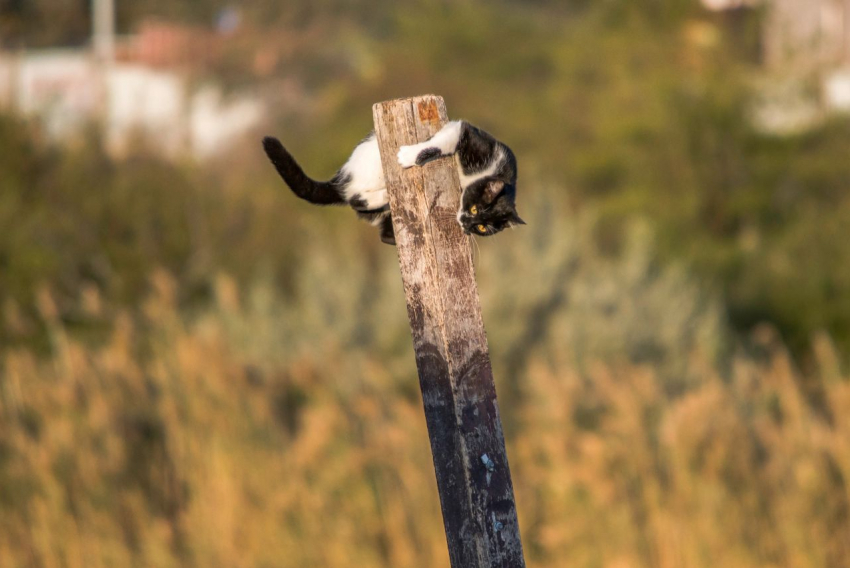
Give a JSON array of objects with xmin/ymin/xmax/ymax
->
[{"xmin": 262, "ymin": 136, "xmax": 345, "ymax": 205}]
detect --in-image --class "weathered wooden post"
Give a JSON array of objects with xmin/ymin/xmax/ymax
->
[{"xmin": 372, "ymin": 95, "xmax": 526, "ymax": 567}]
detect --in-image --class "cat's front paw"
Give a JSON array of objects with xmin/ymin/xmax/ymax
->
[{"xmin": 397, "ymin": 145, "xmax": 421, "ymax": 169}]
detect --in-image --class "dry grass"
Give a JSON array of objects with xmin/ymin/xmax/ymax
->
[{"xmin": 2, "ymin": 214, "xmax": 849, "ymax": 568}]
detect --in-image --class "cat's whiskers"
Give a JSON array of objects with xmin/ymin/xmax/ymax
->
[{"xmin": 470, "ymin": 233, "xmax": 481, "ymax": 262}]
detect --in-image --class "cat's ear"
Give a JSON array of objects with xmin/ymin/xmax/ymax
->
[
  {"xmin": 483, "ymin": 180, "xmax": 505, "ymax": 204},
  {"xmin": 509, "ymin": 211, "xmax": 526, "ymax": 226}
]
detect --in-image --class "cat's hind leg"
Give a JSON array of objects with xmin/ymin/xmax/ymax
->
[
  {"xmin": 379, "ymin": 214, "xmax": 395, "ymax": 245},
  {"xmin": 397, "ymin": 120, "xmax": 463, "ymax": 168}
]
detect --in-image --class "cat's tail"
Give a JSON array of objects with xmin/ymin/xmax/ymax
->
[{"xmin": 262, "ymin": 136, "xmax": 345, "ymax": 205}]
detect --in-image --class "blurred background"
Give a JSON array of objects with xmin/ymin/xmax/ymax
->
[{"xmin": 1, "ymin": 0, "xmax": 850, "ymax": 566}]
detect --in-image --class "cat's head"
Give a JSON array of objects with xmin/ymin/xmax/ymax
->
[{"xmin": 458, "ymin": 178, "xmax": 525, "ymax": 237}]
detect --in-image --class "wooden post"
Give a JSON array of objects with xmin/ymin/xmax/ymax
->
[{"xmin": 372, "ymin": 95, "xmax": 526, "ymax": 568}]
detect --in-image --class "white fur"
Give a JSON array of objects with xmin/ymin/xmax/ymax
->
[
  {"xmin": 396, "ymin": 145, "xmax": 421, "ymax": 168},
  {"xmin": 397, "ymin": 121, "xmax": 504, "ymax": 190},
  {"xmin": 457, "ymin": 146, "xmax": 504, "ymax": 189},
  {"xmin": 369, "ymin": 212, "xmax": 389, "ymax": 227},
  {"xmin": 397, "ymin": 120, "xmax": 463, "ymax": 169},
  {"xmin": 340, "ymin": 122, "xmax": 502, "ymax": 214},
  {"xmin": 341, "ymin": 134, "xmax": 388, "ymax": 209},
  {"xmin": 428, "ymin": 120, "xmax": 463, "ymax": 155}
]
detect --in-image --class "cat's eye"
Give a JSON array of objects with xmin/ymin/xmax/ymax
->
[
  {"xmin": 469, "ymin": 205, "xmax": 478, "ymax": 215},
  {"xmin": 476, "ymin": 224, "xmax": 487, "ymax": 234}
]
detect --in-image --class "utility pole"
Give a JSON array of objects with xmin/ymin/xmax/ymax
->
[{"xmin": 92, "ymin": 0, "xmax": 115, "ymax": 65}]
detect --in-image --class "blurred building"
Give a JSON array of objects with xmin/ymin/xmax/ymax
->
[
  {"xmin": 704, "ymin": 0, "xmax": 850, "ymax": 70},
  {"xmin": 0, "ymin": 13, "xmax": 264, "ymax": 160},
  {"xmin": 0, "ymin": 50, "xmax": 101, "ymax": 138},
  {"xmin": 117, "ymin": 19, "xmax": 224, "ymax": 69},
  {"xmin": 701, "ymin": 0, "xmax": 760, "ymax": 11},
  {"xmin": 704, "ymin": 0, "xmax": 850, "ymax": 131},
  {"xmin": 762, "ymin": 0, "xmax": 850, "ymax": 70}
]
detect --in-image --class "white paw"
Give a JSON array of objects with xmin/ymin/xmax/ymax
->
[{"xmin": 397, "ymin": 144, "xmax": 421, "ymax": 169}]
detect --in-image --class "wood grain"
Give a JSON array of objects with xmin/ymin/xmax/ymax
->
[{"xmin": 372, "ymin": 95, "xmax": 525, "ymax": 568}]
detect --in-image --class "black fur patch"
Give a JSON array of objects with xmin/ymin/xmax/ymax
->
[
  {"xmin": 379, "ymin": 215, "xmax": 396, "ymax": 245},
  {"xmin": 349, "ymin": 195, "xmax": 368, "ymax": 210},
  {"xmin": 262, "ymin": 136, "xmax": 345, "ymax": 205},
  {"xmin": 415, "ymin": 147, "xmax": 442, "ymax": 166},
  {"xmin": 457, "ymin": 123, "xmax": 497, "ymax": 174}
]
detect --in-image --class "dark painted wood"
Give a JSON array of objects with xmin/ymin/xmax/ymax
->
[{"xmin": 372, "ymin": 95, "xmax": 526, "ymax": 568}]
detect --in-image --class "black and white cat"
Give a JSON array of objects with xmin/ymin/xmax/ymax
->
[{"xmin": 262, "ymin": 120, "xmax": 524, "ymax": 245}]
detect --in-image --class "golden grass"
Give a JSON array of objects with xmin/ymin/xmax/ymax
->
[{"xmin": 2, "ymin": 261, "xmax": 849, "ymax": 567}]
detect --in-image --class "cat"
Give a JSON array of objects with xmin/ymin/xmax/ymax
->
[{"xmin": 262, "ymin": 120, "xmax": 524, "ymax": 245}]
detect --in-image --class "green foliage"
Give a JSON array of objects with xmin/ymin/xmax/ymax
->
[
  {"xmin": 0, "ymin": 0, "xmax": 91, "ymax": 48},
  {"xmin": 2, "ymin": 0, "xmax": 850, "ymax": 357},
  {"xmin": 0, "ymin": 115, "xmax": 310, "ymax": 351},
  {"xmin": 239, "ymin": 0, "xmax": 849, "ymax": 357}
]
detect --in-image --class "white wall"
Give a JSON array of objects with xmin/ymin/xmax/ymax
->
[
  {"xmin": 0, "ymin": 48, "xmax": 265, "ymax": 161},
  {"xmin": 13, "ymin": 50, "xmax": 101, "ymax": 137},
  {"xmin": 106, "ymin": 64, "xmax": 188, "ymax": 156}
]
